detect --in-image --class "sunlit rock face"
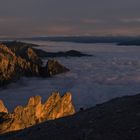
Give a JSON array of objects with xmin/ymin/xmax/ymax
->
[
  {"xmin": 0, "ymin": 44, "xmax": 18, "ymax": 84},
  {"xmin": 0, "ymin": 100, "xmax": 8, "ymax": 113},
  {"xmin": 0, "ymin": 43, "xmax": 69, "ymax": 86},
  {"xmin": 0, "ymin": 92, "xmax": 75, "ymax": 134},
  {"xmin": 0, "ymin": 44, "xmax": 41, "ymax": 86}
]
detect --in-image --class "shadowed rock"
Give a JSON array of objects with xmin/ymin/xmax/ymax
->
[
  {"xmin": 0, "ymin": 92, "xmax": 75, "ymax": 134},
  {"xmin": 46, "ymin": 59, "xmax": 69, "ymax": 76},
  {"xmin": 34, "ymin": 49, "xmax": 92, "ymax": 58}
]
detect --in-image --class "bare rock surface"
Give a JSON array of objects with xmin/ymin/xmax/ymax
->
[
  {"xmin": 0, "ymin": 92, "xmax": 75, "ymax": 134},
  {"xmin": 0, "ymin": 100, "xmax": 8, "ymax": 113},
  {"xmin": 1, "ymin": 94, "xmax": 140, "ymax": 140},
  {"xmin": 46, "ymin": 59, "xmax": 69, "ymax": 76},
  {"xmin": 0, "ymin": 42, "xmax": 69, "ymax": 86},
  {"xmin": 0, "ymin": 44, "xmax": 41, "ymax": 86}
]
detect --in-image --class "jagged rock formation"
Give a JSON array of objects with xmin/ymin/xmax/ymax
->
[
  {"xmin": 2, "ymin": 41, "xmax": 42, "ymax": 65},
  {"xmin": 46, "ymin": 59, "xmax": 69, "ymax": 76},
  {"xmin": 39, "ymin": 59, "xmax": 69, "ymax": 77},
  {"xmin": 0, "ymin": 100, "xmax": 8, "ymax": 113},
  {"xmin": 1, "ymin": 94, "xmax": 140, "ymax": 140},
  {"xmin": 0, "ymin": 44, "xmax": 40, "ymax": 86},
  {"xmin": 0, "ymin": 42, "xmax": 69, "ymax": 86},
  {"xmin": 0, "ymin": 92, "xmax": 75, "ymax": 134}
]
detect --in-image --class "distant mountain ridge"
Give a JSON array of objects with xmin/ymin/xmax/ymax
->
[{"xmin": 22, "ymin": 36, "xmax": 140, "ymax": 45}]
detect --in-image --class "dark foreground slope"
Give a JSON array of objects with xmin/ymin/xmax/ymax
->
[{"xmin": 1, "ymin": 94, "xmax": 140, "ymax": 140}]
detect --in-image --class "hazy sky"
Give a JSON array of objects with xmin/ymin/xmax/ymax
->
[{"xmin": 0, "ymin": 0, "xmax": 140, "ymax": 37}]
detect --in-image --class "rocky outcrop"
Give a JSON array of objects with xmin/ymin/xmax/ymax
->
[
  {"xmin": 34, "ymin": 49, "xmax": 92, "ymax": 58},
  {"xmin": 1, "ymin": 94, "xmax": 140, "ymax": 140},
  {"xmin": 0, "ymin": 43, "xmax": 69, "ymax": 86},
  {"xmin": 0, "ymin": 92, "xmax": 75, "ymax": 134},
  {"xmin": 26, "ymin": 47, "xmax": 42, "ymax": 64},
  {"xmin": 46, "ymin": 59, "xmax": 69, "ymax": 76},
  {"xmin": 0, "ymin": 100, "xmax": 8, "ymax": 113},
  {"xmin": 1, "ymin": 41, "xmax": 42, "ymax": 65},
  {"xmin": 0, "ymin": 44, "xmax": 40, "ymax": 86},
  {"xmin": 0, "ymin": 44, "xmax": 19, "ymax": 85}
]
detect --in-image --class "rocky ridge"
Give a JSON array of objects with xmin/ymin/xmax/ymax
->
[
  {"xmin": 34, "ymin": 49, "xmax": 92, "ymax": 58},
  {"xmin": 0, "ymin": 92, "xmax": 75, "ymax": 134},
  {"xmin": 0, "ymin": 42, "xmax": 69, "ymax": 87}
]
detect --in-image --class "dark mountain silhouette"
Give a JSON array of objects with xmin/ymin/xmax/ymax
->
[{"xmin": 23, "ymin": 36, "xmax": 140, "ymax": 45}]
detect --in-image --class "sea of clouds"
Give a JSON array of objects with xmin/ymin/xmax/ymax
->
[{"xmin": 1, "ymin": 41, "xmax": 140, "ymax": 111}]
